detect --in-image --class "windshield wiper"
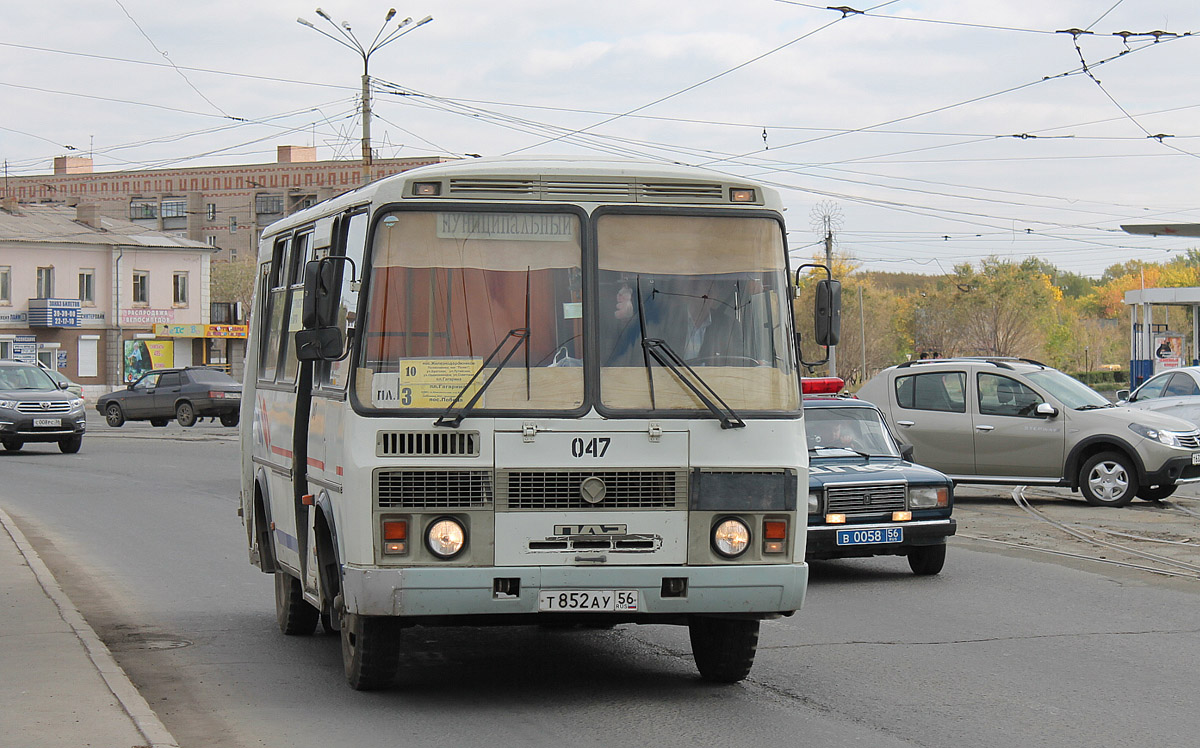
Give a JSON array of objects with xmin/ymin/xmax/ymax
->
[
  {"xmin": 641, "ymin": 337, "xmax": 745, "ymax": 429},
  {"xmin": 808, "ymin": 445, "xmax": 873, "ymax": 460},
  {"xmin": 1076, "ymin": 403, "xmax": 1115, "ymax": 410},
  {"xmin": 434, "ymin": 327, "xmax": 529, "ymax": 428}
]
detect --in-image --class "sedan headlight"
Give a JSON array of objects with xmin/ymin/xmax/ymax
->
[
  {"xmin": 0, "ymin": 400, "xmax": 16, "ymax": 410},
  {"xmin": 1129, "ymin": 423, "xmax": 1181, "ymax": 447},
  {"xmin": 426, "ymin": 518, "xmax": 466, "ymax": 558},
  {"xmin": 909, "ymin": 485, "xmax": 949, "ymax": 509},
  {"xmin": 808, "ymin": 491, "xmax": 821, "ymax": 515},
  {"xmin": 712, "ymin": 518, "xmax": 751, "ymax": 558}
]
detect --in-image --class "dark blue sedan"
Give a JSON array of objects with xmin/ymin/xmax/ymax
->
[{"xmin": 804, "ymin": 390, "xmax": 955, "ymax": 575}]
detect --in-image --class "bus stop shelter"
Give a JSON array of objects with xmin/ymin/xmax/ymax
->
[{"xmin": 1124, "ymin": 287, "xmax": 1200, "ymax": 390}]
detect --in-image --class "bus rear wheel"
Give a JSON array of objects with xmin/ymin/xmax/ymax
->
[
  {"xmin": 688, "ymin": 616, "xmax": 759, "ymax": 683},
  {"xmin": 274, "ymin": 572, "xmax": 319, "ymax": 635},
  {"xmin": 341, "ymin": 613, "xmax": 401, "ymax": 691}
]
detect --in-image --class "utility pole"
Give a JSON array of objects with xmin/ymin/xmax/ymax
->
[
  {"xmin": 298, "ymin": 8, "xmax": 432, "ymax": 186},
  {"xmin": 824, "ymin": 226, "xmax": 836, "ymax": 377}
]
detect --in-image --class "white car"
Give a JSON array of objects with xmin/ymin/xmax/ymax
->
[{"xmin": 1118, "ymin": 366, "xmax": 1200, "ymax": 428}]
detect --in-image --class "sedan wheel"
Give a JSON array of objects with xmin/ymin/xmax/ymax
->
[
  {"xmin": 1079, "ymin": 451, "xmax": 1137, "ymax": 507},
  {"xmin": 220, "ymin": 412, "xmax": 239, "ymax": 427},
  {"xmin": 176, "ymin": 402, "xmax": 197, "ymax": 427},
  {"xmin": 104, "ymin": 403, "xmax": 125, "ymax": 427}
]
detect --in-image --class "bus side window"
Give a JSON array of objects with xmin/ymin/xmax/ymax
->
[
  {"xmin": 259, "ymin": 237, "xmax": 290, "ymax": 382},
  {"xmin": 280, "ymin": 231, "xmax": 313, "ymax": 384},
  {"xmin": 323, "ymin": 211, "xmax": 368, "ymax": 390}
]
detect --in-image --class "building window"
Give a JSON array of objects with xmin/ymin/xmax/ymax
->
[
  {"xmin": 206, "ymin": 235, "xmax": 218, "ymax": 247},
  {"xmin": 0, "ymin": 266, "xmax": 10, "ymax": 304},
  {"xmin": 129, "ymin": 199, "xmax": 158, "ymax": 220},
  {"xmin": 79, "ymin": 269, "xmax": 95, "ymax": 305},
  {"xmin": 133, "ymin": 271, "xmax": 149, "ymax": 304},
  {"xmin": 255, "ymin": 194, "xmax": 284, "ymax": 215},
  {"xmin": 161, "ymin": 198, "xmax": 187, "ymax": 218},
  {"xmin": 173, "ymin": 272, "xmax": 189, "ymax": 306},
  {"xmin": 0, "ymin": 340, "xmax": 11, "ymax": 359},
  {"xmin": 36, "ymin": 267, "xmax": 54, "ymax": 299},
  {"xmin": 206, "ymin": 203, "xmax": 217, "ymax": 221}
]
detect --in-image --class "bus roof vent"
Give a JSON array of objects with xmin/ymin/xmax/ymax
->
[
  {"xmin": 377, "ymin": 430, "xmax": 481, "ymax": 458},
  {"xmin": 638, "ymin": 181, "xmax": 726, "ymax": 202},
  {"xmin": 446, "ymin": 178, "xmax": 538, "ymax": 197},
  {"xmin": 437, "ymin": 176, "xmax": 733, "ymax": 203}
]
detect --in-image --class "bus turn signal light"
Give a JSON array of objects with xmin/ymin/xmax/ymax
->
[
  {"xmin": 825, "ymin": 513, "xmax": 846, "ymax": 524},
  {"xmin": 383, "ymin": 520, "xmax": 408, "ymax": 555},
  {"xmin": 763, "ymin": 520, "xmax": 787, "ymax": 554}
]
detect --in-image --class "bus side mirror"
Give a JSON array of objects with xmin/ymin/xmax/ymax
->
[
  {"xmin": 814, "ymin": 279, "xmax": 841, "ymax": 347},
  {"xmin": 295, "ymin": 327, "xmax": 343, "ymax": 361},
  {"xmin": 302, "ymin": 258, "xmax": 340, "ymax": 330}
]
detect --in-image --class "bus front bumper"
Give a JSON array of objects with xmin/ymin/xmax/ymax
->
[{"xmin": 340, "ymin": 563, "xmax": 808, "ymax": 619}]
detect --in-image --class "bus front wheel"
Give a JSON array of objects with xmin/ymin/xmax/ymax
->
[
  {"xmin": 688, "ymin": 616, "xmax": 759, "ymax": 683},
  {"xmin": 341, "ymin": 613, "xmax": 401, "ymax": 691}
]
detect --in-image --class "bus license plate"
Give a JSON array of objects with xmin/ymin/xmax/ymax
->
[
  {"xmin": 34, "ymin": 418, "xmax": 62, "ymax": 428},
  {"xmin": 538, "ymin": 590, "xmax": 638, "ymax": 612},
  {"xmin": 836, "ymin": 527, "xmax": 903, "ymax": 546}
]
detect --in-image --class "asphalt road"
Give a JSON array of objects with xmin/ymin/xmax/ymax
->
[{"xmin": 2, "ymin": 428, "xmax": 1199, "ymax": 748}]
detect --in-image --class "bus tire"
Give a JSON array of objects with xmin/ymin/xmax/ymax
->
[
  {"xmin": 907, "ymin": 544, "xmax": 946, "ymax": 576},
  {"xmin": 688, "ymin": 616, "xmax": 759, "ymax": 683},
  {"xmin": 274, "ymin": 572, "xmax": 319, "ymax": 636},
  {"xmin": 341, "ymin": 613, "xmax": 401, "ymax": 691}
]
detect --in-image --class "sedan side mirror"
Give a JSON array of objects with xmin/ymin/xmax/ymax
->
[
  {"xmin": 1035, "ymin": 402, "xmax": 1058, "ymax": 417},
  {"xmin": 1115, "ymin": 389, "xmax": 1130, "ymax": 402}
]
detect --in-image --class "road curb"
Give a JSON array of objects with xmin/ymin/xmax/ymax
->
[{"xmin": 0, "ymin": 507, "xmax": 180, "ymax": 748}]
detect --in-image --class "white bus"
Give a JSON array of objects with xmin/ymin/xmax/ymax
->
[{"xmin": 240, "ymin": 156, "xmax": 838, "ymax": 689}]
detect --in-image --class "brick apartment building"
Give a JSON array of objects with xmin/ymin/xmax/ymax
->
[{"xmin": 1, "ymin": 147, "xmax": 446, "ymax": 262}]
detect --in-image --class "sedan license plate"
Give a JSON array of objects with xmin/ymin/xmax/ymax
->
[
  {"xmin": 836, "ymin": 527, "xmax": 903, "ymax": 546},
  {"xmin": 33, "ymin": 418, "xmax": 62, "ymax": 428},
  {"xmin": 1192, "ymin": 453, "xmax": 1200, "ymax": 466},
  {"xmin": 538, "ymin": 590, "xmax": 638, "ymax": 612}
]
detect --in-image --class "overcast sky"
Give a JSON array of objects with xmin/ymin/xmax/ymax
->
[{"xmin": 3, "ymin": 0, "xmax": 1199, "ymax": 278}]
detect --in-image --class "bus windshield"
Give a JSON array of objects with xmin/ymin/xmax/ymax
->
[
  {"xmin": 356, "ymin": 209, "xmax": 584, "ymax": 412},
  {"xmin": 597, "ymin": 213, "xmax": 798, "ymax": 413}
]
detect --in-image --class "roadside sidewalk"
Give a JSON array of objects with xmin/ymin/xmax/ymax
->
[{"xmin": 0, "ymin": 507, "xmax": 178, "ymax": 748}]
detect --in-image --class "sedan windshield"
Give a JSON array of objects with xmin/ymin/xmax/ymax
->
[
  {"xmin": 1024, "ymin": 368, "xmax": 1111, "ymax": 410},
  {"xmin": 805, "ymin": 407, "xmax": 899, "ymax": 456}
]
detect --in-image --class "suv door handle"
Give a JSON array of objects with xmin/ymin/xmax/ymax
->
[
  {"xmin": 896, "ymin": 420, "xmax": 915, "ymax": 427},
  {"xmin": 975, "ymin": 424, "xmax": 995, "ymax": 431}
]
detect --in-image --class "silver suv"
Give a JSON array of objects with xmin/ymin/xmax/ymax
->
[{"xmin": 857, "ymin": 358, "xmax": 1200, "ymax": 507}]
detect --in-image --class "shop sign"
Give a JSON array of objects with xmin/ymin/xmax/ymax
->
[{"xmin": 121, "ymin": 308, "xmax": 175, "ymax": 326}]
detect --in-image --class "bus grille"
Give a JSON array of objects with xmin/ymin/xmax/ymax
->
[
  {"xmin": 497, "ymin": 469, "xmax": 687, "ymax": 510},
  {"xmin": 375, "ymin": 469, "xmax": 493, "ymax": 509},
  {"xmin": 377, "ymin": 431, "xmax": 480, "ymax": 457},
  {"xmin": 824, "ymin": 482, "xmax": 907, "ymax": 514}
]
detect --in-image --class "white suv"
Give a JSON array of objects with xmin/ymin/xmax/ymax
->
[{"xmin": 857, "ymin": 358, "xmax": 1200, "ymax": 507}]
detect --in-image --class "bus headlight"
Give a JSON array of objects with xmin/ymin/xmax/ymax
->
[
  {"xmin": 712, "ymin": 518, "xmax": 751, "ymax": 558},
  {"xmin": 426, "ymin": 518, "xmax": 466, "ymax": 558}
]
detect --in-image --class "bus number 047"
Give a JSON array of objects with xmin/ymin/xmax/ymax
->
[{"xmin": 571, "ymin": 437, "xmax": 610, "ymax": 458}]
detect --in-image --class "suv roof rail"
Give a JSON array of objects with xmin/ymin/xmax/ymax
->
[{"xmin": 894, "ymin": 356, "xmax": 1048, "ymax": 371}]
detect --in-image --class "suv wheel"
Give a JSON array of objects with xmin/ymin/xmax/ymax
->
[{"xmin": 1079, "ymin": 451, "xmax": 1138, "ymax": 507}]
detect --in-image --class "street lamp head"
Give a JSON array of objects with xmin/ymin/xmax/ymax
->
[
  {"xmin": 342, "ymin": 20, "xmax": 352, "ymax": 30},
  {"xmin": 415, "ymin": 14, "xmax": 433, "ymax": 26},
  {"xmin": 385, "ymin": 8, "xmax": 396, "ymax": 21},
  {"xmin": 315, "ymin": 7, "xmax": 330, "ymax": 20},
  {"xmin": 296, "ymin": 17, "xmax": 315, "ymax": 28}
]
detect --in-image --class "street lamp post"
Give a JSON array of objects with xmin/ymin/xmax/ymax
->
[{"xmin": 297, "ymin": 8, "xmax": 432, "ymax": 185}]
